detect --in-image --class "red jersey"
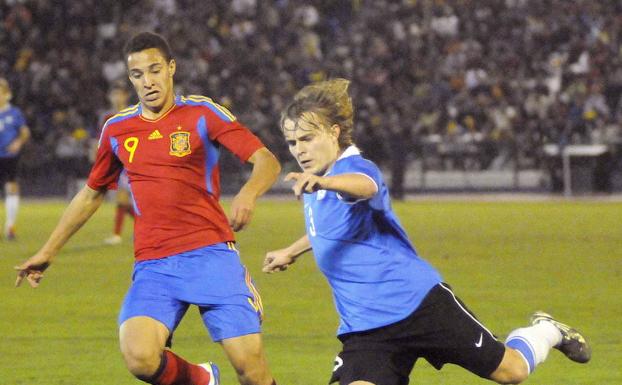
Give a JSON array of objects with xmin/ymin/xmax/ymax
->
[{"xmin": 88, "ymin": 95, "xmax": 264, "ymax": 261}]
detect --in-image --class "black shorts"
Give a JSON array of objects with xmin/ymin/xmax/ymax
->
[
  {"xmin": 0, "ymin": 156, "xmax": 19, "ymax": 184},
  {"xmin": 329, "ymin": 283, "xmax": 506, "ymax": 385}
]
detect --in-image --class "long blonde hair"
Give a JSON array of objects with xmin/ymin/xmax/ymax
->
[{"xmin": 281, "ymin": 78, "xmax": 354, "ymax": 149}]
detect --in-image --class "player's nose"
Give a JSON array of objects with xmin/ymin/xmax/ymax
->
[{"xmin": 142, "ymin": 74, "xmax": 155, "ymax": 87}]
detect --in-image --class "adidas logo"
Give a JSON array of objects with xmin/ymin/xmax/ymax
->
[{"xmin": 148, "ymin": 130, "xmax": 163, "ymax": 140}]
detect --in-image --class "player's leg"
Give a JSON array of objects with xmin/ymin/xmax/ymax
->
[
  {"xmin": 409, "ymin": 283, "xmax": 513, "ymax": 381},
  {"xmin": 487, "ymin": 347, "xmax": 529, "ymax": 384},
  {"xmin": 491, "ymin": 311, "xmax": 591, "ymax": 384},
  {"xmin": 105, "ymin": 189, "xmax": 130, "ymax": 244},
  {"xmin": 220, "ymin": 333, "xmax": 275, "ymax": 385},
  {"xmin": 329, "ymin": 325, "xmax": 416, "ymax": 385},
  {"xmin": 105, "ymin": 173, "xmax": 133, "ymax": 244},
  {"xmin": 120, "ymin": 316, "xmax": 218, "ymax": 385},
  {"xmin": 421, "ymin": 284, "xmax": 590, "ymax": 384},
  {"xmin": 119, "ymin": 316, "xmax": 169, "ymax": 378},
  {"xmin": 193, "ymin": 243, "xmax": 277, "ymax": 385},
  {"xmin": 4, "ymin": 180, "xmax": 19, "ymax": 239},
  {"xmin": 119, "ymin": 257, "xmax": 219, "ymax": 385}
]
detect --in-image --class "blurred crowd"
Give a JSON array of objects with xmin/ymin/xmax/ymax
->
[{"xmin": 2, "ymin": 0, "xmax": 622, "ymax": 194}]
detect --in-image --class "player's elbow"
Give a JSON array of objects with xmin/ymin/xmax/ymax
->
[
  {"xmin": 359, "ymin": 186, "xmax": 377, "ymax": 200},
  {"xmin": 357, "ymin": 179, "xmax": 378, "ymax": 200},
  {"xmin": 255, "ymin": 147, "xmax": 281, "ymax": 177}
]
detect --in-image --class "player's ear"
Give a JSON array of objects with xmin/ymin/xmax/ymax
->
[
  {"xmin": 169, "ymin": 59, "xmax": 176, "ymax": 77},
  {"xmin": 331, "ymin": 124, "xmax": 341, "ymax": 140}
]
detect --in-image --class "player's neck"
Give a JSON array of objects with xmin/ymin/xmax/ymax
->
[
  {"xmin": 0, "ymin": 103, "xmax": 9, "ymax": 112},
  {"xmin": 141, "ymin": 96, "xmax": 175, "ymax": 120}
]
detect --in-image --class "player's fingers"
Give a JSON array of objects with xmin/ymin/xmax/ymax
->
[
  {"xmin": 26, "ymin": 274, "xmax": 41, "ymax": 288},
  {"xmin": 304, "ymin": 179, "xmax": 319, "ymax": 193},
  {"xmin": 262, "ymin": 258, "xmax": 283, "ymax": 273},
  {"xmin": 15, "ymin": 269, "xmax": 26, "ymax": 287},
  {"xmin": 229, "ymin": 207, "xmax": 242, "ymax": 231},
  {"xmin": 263, "ymin": 255, "xmax": 275, "ymax": 266},
  {"xmin": 294, "ymin": 178, "xmax": 311, "ymax": 198},
  {"xmin": 231, "ymin": 218, "xmax": 242, "ymax": 232},
  {"xmin": 291, "ymin": 183, "xmax": 303, "ymax": 199},
  {"xmin": 232, "ymin": 208, "xmax": 251, "ymax": 232},
  {"xmin": 284, "ymin": 172, "xmax": 301, "ymax": 182}
]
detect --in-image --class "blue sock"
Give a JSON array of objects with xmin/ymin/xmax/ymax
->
[{"xmin": 506, "ymin": 336, "xmax": 537, "ymax": 373}]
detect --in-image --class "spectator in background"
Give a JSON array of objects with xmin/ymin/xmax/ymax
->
[
  {"xmin": 1, "ymin": 0, "xmax": 622, "ymax": 195},
  {"xmin": 95, "ymin": 81, "xmax": 136, "ymax": 245},
  {"xmin": 0, "ymin": 77, "xmax": 30, "ymax": 240}
]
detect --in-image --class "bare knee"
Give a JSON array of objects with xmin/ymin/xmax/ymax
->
[
  {"xmin": 119, "ymin": 317, "xmax": 168, "ymax": 378},
  {"xmin": 489, "ymin": 347, "xmax": 529, "ymax": 384},
  {"xmin": 121, "ymin": 342, "xmax": 162, "ymax": 377}
]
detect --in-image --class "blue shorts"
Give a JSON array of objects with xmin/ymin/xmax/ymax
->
[{"xmin": 118, "ymin": 242, "xmax": 263, "ymax": 342}]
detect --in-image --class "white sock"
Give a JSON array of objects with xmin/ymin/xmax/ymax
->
[
  {"xmin": 505, "ymin": 322, "xmax": 562, "ymax": 373},
  {"xmin": 5, "ymin": 194, "xmax": 19, "ymax": 230}
]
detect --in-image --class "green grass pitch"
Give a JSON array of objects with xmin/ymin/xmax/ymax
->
[{"xmin": 1, "ymin": 198, "xmax": 620, "ymax": 384}]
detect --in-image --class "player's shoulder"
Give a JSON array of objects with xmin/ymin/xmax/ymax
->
[
  {"xmin": 334, "ymin": 146, "xmax": 381, "ymax": 173},
  {"xmin": 177, "ymin": 94, "xmax": 237, "ymax": 122},
  {"xmin": 103, "ymin": 103, "xmax": 141, "ymax": 128},
  {"xmin": 7, "ymin": 104, "xmax": 24, "ymax": 117}
]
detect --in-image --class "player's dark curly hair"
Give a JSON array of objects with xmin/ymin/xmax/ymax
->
[
  {"xmin": 281, "ymin": 78, "xmax": 354, "ymax": 149},
  {"xmin": 123, "ymin": 31, "xmax": 173, "ymax": 62}
]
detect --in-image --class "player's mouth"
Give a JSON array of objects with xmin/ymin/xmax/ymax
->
[
  {"xmin": 144, "ymin": 90, "xmax": 160, "ymax": 101},
  {"xmin": 300, "ymin": 159, "xmax": 312, "ymax": 169}
]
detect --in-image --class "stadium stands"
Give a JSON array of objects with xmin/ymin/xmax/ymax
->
[{"xmin": 1, "ymin": 0, "xmax": 621, "ymax": 195}]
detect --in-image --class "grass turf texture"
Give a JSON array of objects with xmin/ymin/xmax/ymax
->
[{"xmin": 1, "ymin": 198, "xmax": 620, "ymax": 384}]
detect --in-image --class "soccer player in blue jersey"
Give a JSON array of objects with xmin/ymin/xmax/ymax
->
[
  {"xmin": 263, "ymin": 79, "xmax": 591, "ymax": 385},
  {"xmin": 0, "ymin": 77, "xmax": 30, "ymax": 241}
]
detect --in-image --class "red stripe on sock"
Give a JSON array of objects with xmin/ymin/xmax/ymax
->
[{"xmin": 154, "ymin": 350, "xmax": 211, "ymax": 385}]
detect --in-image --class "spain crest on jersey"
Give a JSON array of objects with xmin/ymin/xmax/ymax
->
[{"xmin": 169, "ymin": 131, "xmax": 191, "ymax": 157}]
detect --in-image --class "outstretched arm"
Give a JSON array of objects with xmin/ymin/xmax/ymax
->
[
  {"xmin": 285, "ymin": 172, "xmax": 377, "ymax": 200},
  {"xmin": 15, "ymin": 185, "xmax": 106, "ymax": 287},
  {"xmin": 229, "ymin": 147, "xmax": 281, "ymax": 231},
  {"xmin": 263, "ymin": 234, "xmax": 311, "ymax": 273}
]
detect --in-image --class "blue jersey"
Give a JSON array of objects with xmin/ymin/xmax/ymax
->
[
  {"xmin": 303, "ymin": 146, "xmax": 442, "ymax": 335},
  {"xmin": 0, "ymin": 105, "xmax": 26, "ymax": 158}
]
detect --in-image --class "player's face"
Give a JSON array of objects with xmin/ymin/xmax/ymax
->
[
  {"xmin": 127, "ymin": 48, "xmax": 176, "ymax": 114},
  {"xmin": 283, "ymin": 113, "xmax": 341, "ymax": 175}
]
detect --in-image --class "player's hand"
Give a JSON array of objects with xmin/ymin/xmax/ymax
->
[
  {"xmin": 15, "ymin": 253, "xmax": 52, "ymax": 288},
  {"xmin": 263, "ymin": 248, "xmax": 296, "ymax": 273},
  {"xmin": 284, "ymin": 172, "xmax": 325, "ymax": 199},
  {"xmin": 229, "ymin": 190, "xmax": 256, "ymax": 232},
  {"xmin": 7, "ymin": 140, "xmax": 22, "ymax": 155}
]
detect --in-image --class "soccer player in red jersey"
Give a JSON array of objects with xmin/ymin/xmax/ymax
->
[{"xmin": 15, "ymin": 32, "xmax": 281, "ymax": 385}]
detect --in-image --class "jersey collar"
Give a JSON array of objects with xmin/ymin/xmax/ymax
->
[
  {"xmin": 337, "ymin": 145, "xmax": 360, "ymax": 160},
  {"xmin": 325, "ymin": 145, "xmax": 360, "ymax": 176}
]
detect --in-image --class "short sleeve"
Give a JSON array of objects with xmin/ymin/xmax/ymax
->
[
  {"xmin": 332, "ymin": 156, "xmax": 383, "ymax": 206},
  {"xmin": 87, "ymin": 125, "xmax": 123, "ymax": 191},
  {"xmin": 204, "ymin": 109, "xmax": 264, "ymax": 162}
]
